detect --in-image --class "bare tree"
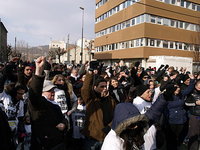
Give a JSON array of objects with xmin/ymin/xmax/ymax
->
[
  {"xmin": 55, "ymin": 47, "xmax": 65, "ymax": 63},
  {"xmin": 11, "ymin": 50, "xmax": 22, "ymax": 58},
  {"xmin": 6, "ymin": 45, "xmax": 13, "ymax": 61},
  {"xmin": 48, "ymin": 49, "xmax": 56, "ymax": 60}
]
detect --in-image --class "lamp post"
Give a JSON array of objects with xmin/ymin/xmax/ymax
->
[{"xmin": 80, "ymin": 7, "xmax": 84, "ymax": 64}]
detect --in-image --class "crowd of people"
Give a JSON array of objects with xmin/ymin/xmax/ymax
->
[{"xmin": 0, "ymin": 55, "xmax": 200, "ymax": 150}]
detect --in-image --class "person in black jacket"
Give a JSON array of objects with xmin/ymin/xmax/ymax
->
[
  {"xmin": 185, "ymin": 80, "xmax": 200, "ymax": 149},
  {"xmin": 17, "ymin": 63, "xmax": 33, "ymax": 87},
  {"xmin": 0, "ymin": 107, "xmax": 15, "ymax": 150},
  {"xmin": 28, "ymin": 56, "xmax": 67, "ymax": 150},
  {"xmin": 109, "ymin": 77, "xmax": 127, "ymax": 103}
]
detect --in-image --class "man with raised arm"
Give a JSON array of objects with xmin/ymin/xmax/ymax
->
[{"xmin": 28, "ymin": 56, "xmax": 67, "ymax": 150}]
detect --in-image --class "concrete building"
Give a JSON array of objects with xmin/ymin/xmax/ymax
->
[
  {"xmin": 94, "ymin": 0, "xmax": 200, "ymax": 71},
  {"xmin": 0, "ymin": 21, "xmax": 8, "ymax": 62},
  {"xmin": 49, "ymin": 41, "xmax": 66, "ymax": 50},
  {"xmin": 59, "ymin": 39, "xmax": 95, "ymax": 64}
]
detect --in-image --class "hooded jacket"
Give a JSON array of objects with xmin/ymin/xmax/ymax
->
[
  {"xmin": 102, "ymin": 103, "xmax": 148, "ymax": 150},
  {"xmin": 102, "ymin": 95, "xmax": 167, "ymax": 150}
]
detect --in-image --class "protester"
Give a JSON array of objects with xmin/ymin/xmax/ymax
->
[
  {"xmin": 81, "ymin": 69, "xmax": 116, "ymax": 150},
  {"xmin": 28, "ymin": 56, "xmax": 68, "ymax": 150},
  {"xmin": 0, "ymin": 55, "xmax": 199, "ymax": 150},
  {"xmin": 185, "ymin": 80, "xmax": 200, "ymax": 149}
]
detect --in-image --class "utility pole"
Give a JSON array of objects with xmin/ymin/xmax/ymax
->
[
  {"xmin": 80, "ymin": 7, "xmax": 84, "ymax": 64},
  {"xmin": 15, "ymin": 37, "xmax": 17, "ymax": 51},
  {"xmin": 74, "ymin": 41, "xmax": 77, "ymax": 64},
  {"xmin": 67, "ymin": 34, "xmax": 70, "ymax": 63}
]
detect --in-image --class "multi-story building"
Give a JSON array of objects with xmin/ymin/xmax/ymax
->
[
  {"xmin": 49, "ymin": 41, "xmax": 67, "ymax": 50},
  {"xmin": 58, "ymin": 39, "xmax": 95, "ymax": 64},
  {"xmin": 0, "ymin": 21, "xmax": 8, "ymax": 62},
  {"xmin": 94, "ymin": 0, "xmax": 200, "ymax": 71}
]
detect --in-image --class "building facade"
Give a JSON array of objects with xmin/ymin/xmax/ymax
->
[
  {"xmin": 49, "ymin": 41, "xmax": 66, "ymax": 50},
  {"xmin": 58, "ymin": 39, "xmax": 95, "ymax": 64},
  {"xmin": 0, "ymin": 21, "xmax": 8, "ymax": 62},
  {"xmin": 94, "ymin": 0, "xmax": 200, "ymax": 70}
]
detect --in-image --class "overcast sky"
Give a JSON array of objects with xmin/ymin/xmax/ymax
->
[{"xmin": 0, "ymin": 0, "xmax": 95, "ymax": 47}]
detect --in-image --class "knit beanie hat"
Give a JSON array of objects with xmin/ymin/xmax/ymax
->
[
  {"xmin": 135, "ymin": 85, "xmax": 149, "ymax": 96},
  {"xmin": 182, "ymin": 74, "xmax": 190, "ymax": 82}
]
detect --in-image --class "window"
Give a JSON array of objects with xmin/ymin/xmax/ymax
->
[
  {"xmin": 164, "ymin": 0, "xmax": 170, "ymax": 4},
  {"xmin": 190, "ymin": 24, "xmax": 194, "ymax": 31},
  {"xmin": 127, "ymin": 0, "xmax": 131, "ymax": 7},
  {"xmin": 178, "ymin": 43, "xmax": 183, "ymax": 50},
  {"xmin": 126, "ymin": 20, "xmax": 130, "ymax": 27},
  {"xmin": 184, "ymin": 43, "xmax": 189, "ymax": 50},
  {"xmin": 119, "ymin": 3, "xmax": 123, "ymax": 11},
  {"xmin": 150, "ymin": 15, "xmax": 156, "ymax": 23},
  {"xmin": 175, "ymin": 42, "xmax": 178, "ymax": 49},
  {"xmin": 132, "ymin": 18, "xmax": 135, "ymax": 25},
  {"xmin": 112, "ymin": 7, "xmax": 116, "ymax": 14},
  {"xmin": 170, "ymin": 20, "xmax": 176, "ymax": 27},
  {"xmin": 141, "ymin": 15, "xmax": 144, "ymax": 23},
  {"xmin": 171, "ymin": 0, "xmax": 176, "ymax": 4},
  {"xmin": 169, "ymin": 42, "xmax": 174, "ymax": 49},
  {"xmin": 196, "ymin": 25, "xmax": 200, "ymax": 32},
  {"xmin": 189, "ymin": 45, "xmax": 194, "ymax": 51},
  {"xmin": 130, "ymin": 40, "xmax": 135, "ymax": 47},
  {"xmin": 157, "ymin": 40, "xmax": 162, "ymax": 47},
  {"xmin": 146, "ymin": 38, "xmax": 149, "ymax": 46},
  {"xmin": 180, "ymin": 0, "xmax": 184, "ymax": 7},
  {"xmin": 116, "ymin": 6, "xmax": 120, "ymax": 12},
  {"xmin": 123, "ymin": 2, "xmax": 126, "ymax": 9},
  {"xmin": 136, "ymin": 16, "xmax": 141, "ymax": 24},
  {"xmin": 179, "ymin": 21, "xmax": 184, "ymax": 28},
  {"xmin": 192, "ymin": 3, "xmax": 196, "ymax": 10},
  {"xmin": 150, "ymin": 39, "xmax": 155, "ymax": 46},
  {"xmin": 121, "ymin": 22, "xmax": 126, "ymax": 29},
  {"xmin": 144, "ymin": 14, "xmax": 150, "ymax": 22},
  {"xmin": 186, "ymin": 2, "xmax": 191, "ymax": 9},
  {"xmin": 163, "ymin": 41, "xmax": 168, "ymax": 48},
  {"xmin": 157, "ymin": 17, "xmax": 162, "ymax": 24},
  {"xmin": 125, "ymin": 42, "xmax": 129, "ymax": 48},
  {"xmin": 112, "ymin": 26, "xmax": 115, "ymax": 32},
  {"xmin": 185, "ymin": 23, "xmax": 190, "ymax": 30},
  {"xmin": 197, "ymin": 5, "xmax": 200, "ymax": 11},
  {"xmin": 163, "ymin": 18, "xmax": 169, "ymax": 26},
  {"xmin": 141, "ymin": 38, "xmax": 146, "ymax": 46},
  {"xmin": 121, "ymin": 42, "xmax": 125, "ymax": 49},
  {"xmin": 135, "ymin": 39, "xmax": 140, "ymax": 47},
  {"xmin": 115, "ymin": 43, "xmax": 118, "ymax": 50}
]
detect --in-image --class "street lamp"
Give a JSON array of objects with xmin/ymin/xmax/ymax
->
[{"xmin": 80, "ymin": 7, "xmax": 84, "ymax": 64}]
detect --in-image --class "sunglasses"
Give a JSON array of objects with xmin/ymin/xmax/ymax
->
[{"xmin": 25, "ymin": 69, "xmax": 32, "ymax": 71}]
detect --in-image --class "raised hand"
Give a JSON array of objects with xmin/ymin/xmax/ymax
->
[{"xmin": 35, "ymin": 56, "xmax": 46, "ymax": 76}]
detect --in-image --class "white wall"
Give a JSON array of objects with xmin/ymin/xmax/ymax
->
[{"xmin": 146, "ymin": 56, "xmax": 193, "ymax": 72}]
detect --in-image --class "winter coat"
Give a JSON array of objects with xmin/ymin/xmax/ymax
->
[
  {"xmin": 81, "ymin": 73, "xmax": 116, "ymax": 141},
  {"xmin": 185, "ymin": 89, "xmax": 200, "ymax": 116},
  {"xmin": 28, "ymin": 75, "xmax": 67, "ymax": 150},
  {"xmin": 0, "ymin": 107, "xmax": 14, "ymax": 150},
  {"xmin": 167, "ymin": 95, "xmax": 187, "ymax": 124},
  {"xmin": 133, "ymin": 96, "xmax": 167, "ymax": 150},
  {"xmin": 102, "ymin": 103, "xmax": 148, "ymax": 150},
  {"xmin": 109, "ymin": 85, "xmax": 127, "ymax": 103}
]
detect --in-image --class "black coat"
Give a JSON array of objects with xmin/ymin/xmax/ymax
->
[
  {"xmin": 28, "ymin": 75, "xmax": 67, "ymax": 150},
  {"xmin": 0, "ymin": 107, "xmax": 14, "ymax": 150}
]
